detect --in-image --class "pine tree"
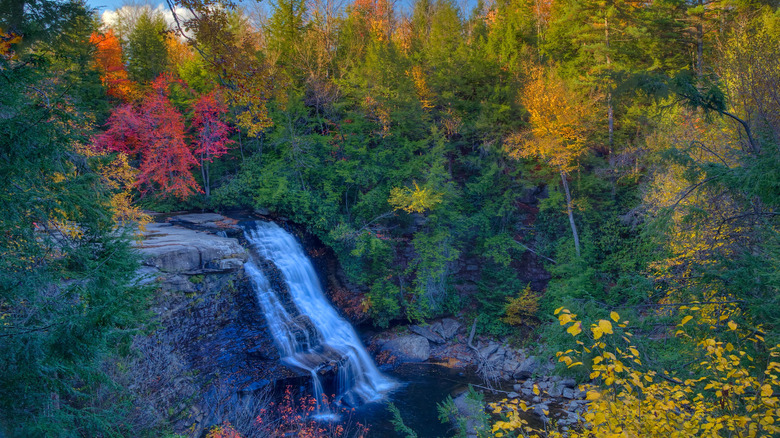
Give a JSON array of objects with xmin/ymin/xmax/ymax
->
[{"xmin": 126, "ymin": 8, "xmax": 169, "ymax": 84}]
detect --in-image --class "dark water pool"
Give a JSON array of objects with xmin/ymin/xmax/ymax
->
[{"xmin": 349, "ymin": 363, "xmax": 487, "ymax": 438}]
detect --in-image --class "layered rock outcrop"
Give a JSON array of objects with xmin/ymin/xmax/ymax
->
[{"xmin": 129, "ymin": 215, "xmax": 293, "ymax": 436}]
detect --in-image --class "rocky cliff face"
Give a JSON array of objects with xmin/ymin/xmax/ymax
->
[{"xmin": 129, "ymin": 215, "xmax": 300, "ymax": 437}]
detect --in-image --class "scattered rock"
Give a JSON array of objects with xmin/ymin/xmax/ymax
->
[
  {"xmin": 514, "ymin": 356, "xmax": 539, "ymax": 379},
  {"xmin": 410, "ymin": 325, "xmax": 446, "ymax": 344},
  {"xmin": 380, "ymin": 335, "xmax": 430, "ymax": 362},
  {"xmin": 560, "ymin": 378, "xmax": 577, "ymax": 389},
  {"xmin": 439, "ymin": 318, "xmax": 460, "ymax": 339},
  {"xmin": 479, "ymin": 342, "xmax": 499, "ymax": 358},
  {"xmin": 507, "ymin": 392, "xmax": 520, "ymax": 399}
]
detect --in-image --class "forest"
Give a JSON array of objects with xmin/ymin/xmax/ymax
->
[{"xmin": 1, "ymin": 0, "xmax": 779, "ymax": 436}]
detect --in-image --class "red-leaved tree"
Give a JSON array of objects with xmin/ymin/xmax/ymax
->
[
  {"xmin": 94, "ymin": 74, "xmax": 201, "ymax": 200},
  {"xmin": 192, "ymin": 91, "xmax": 234, "ymax": 197}
]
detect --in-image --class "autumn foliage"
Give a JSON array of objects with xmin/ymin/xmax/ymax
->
[
  {"xmin": 94, "ymin": 74, "xmax": 202, "ymax": 200},
  {"xmin": 205, "ymin": 387, "xmax": 368, "ymax": 438},
  {"xmin": 192, "ymin": 91, "xmax": 234, "ymax": 196},
  {"xmin": 490, "ymin": 309, "xmax": 780, "ymax": 438},
  {"xmin": 90, "ymin": 30, "xmax": 137, "ymax": 101}
]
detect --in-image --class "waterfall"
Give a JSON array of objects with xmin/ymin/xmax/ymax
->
[{"xmin": 242, "ymin": 221, "xmax": 395, "ymax": 412}]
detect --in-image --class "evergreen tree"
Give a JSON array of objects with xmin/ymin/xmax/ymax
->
[{"xmin": 126, "ymin": 7, "xmax": 169, "ymax": 84}]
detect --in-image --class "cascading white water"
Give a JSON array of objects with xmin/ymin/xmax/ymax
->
[{"xmin": 242, "ymin": 221, "xmax": 395, "ymax": 411}]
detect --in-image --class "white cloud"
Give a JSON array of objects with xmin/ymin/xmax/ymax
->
[{"xmin": 100, "ymin": 3, "xmax": 194, "ymax": 36}]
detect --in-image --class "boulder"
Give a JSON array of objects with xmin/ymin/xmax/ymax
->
[
  {"xmin": 439, "ymin": 318, "xmax": 460, "ymax": 339},
  {"xmin": 380, "ymin": 335, "xmax": 430, "ymax": 362},
  {"xmin": 453, "ymin": 392, "xmax": 487, "ymax": 438},
  {"xmin": 479, "ymin": 342, "xmax": 499, "ymax": 358},
  {"xmin": 503, "ymin": 359, "xmax": 520, "ymax": 373},
  {"xmin": 548, "ymin": 383, "xmax": 563, "ymax": 397},
  {"xmin": 137, "ymin": 223, "xmax": 247, "ymax": 273},
  {"xmin": 513, "ymin": 356, "xmax": 539, "ymax": 379},
  {"xmin": 410, "ymin": 325, "xmax": 446, "ymax": 344}
]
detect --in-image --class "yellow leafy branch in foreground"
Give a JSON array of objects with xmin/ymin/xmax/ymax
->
[{"xmin": 490, "ymin": 308, "xmax": 780, "ymax": 438}]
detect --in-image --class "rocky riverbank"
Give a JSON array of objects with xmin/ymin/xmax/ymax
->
[{"xmin": 367, "ymin": 319, "xmax": 589, "ymax": 430}]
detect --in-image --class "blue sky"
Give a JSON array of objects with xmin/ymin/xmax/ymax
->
[{"xmin": 87, "ymin": 0, "xmax": 476, "ymax": 26}]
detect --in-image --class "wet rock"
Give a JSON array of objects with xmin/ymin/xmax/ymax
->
[
  {"xmin": 513, "ymin": 356, "xmax": 539, "ymax": 379},
  {"xmin": 548, "ymin": 383, "xmax": 563, "ymax": 397},
  {"xmin": 162, "ymin": 274, "xmax": 196, "ymax": 293},
  {"xmin": 563, "ymin": 388, "xmax": 575, "ymax": 399},
  {"xmin": 381, "ymin": 334, "xmax": 430, "ymax": 362},
  {"xmin": 410, "ymin": 325, "xmax": 446, "ymax": 344},
  {"xmin": 254, "ymin": 207, "xmax": 270, "ymax": 216},
  {"xmin": 507, "ymin": 392, "xmax": 520, "ymax": 399}
]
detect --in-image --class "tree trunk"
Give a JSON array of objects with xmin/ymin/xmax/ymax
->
[
  {"xmin": 560, "ymin": 169, "xmax": 581, "ymax": 258},
  {"xmin": 696, "ymin": 0, "xmax": 704, "ymax": 77}
]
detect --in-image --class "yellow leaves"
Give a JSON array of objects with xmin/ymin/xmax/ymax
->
[
  {"xmin": 388, "ymin": 181, "xmax": 443, "ymax": 214},
  {"xmin": 728, "ymin": 320, "xmax": 738, "ymax": 331},
  {"xmin": 681, "ymin": 315, "xmax": 694, "ymax": 326},
  {"xmin": 610, "ymin": 311, "xmax": 620, "ymax": 322},
  {"xmin": 599, "ymin": 320, "xmax": 614, "ymax": 335},
  {"xmin": 407, "ymin": 65, "xmax": 435, "ymax": 111},
  {"xmin": 0, "ymin": 30, "xmax": 22, "ymax": 60},
  {"xmin": 567, "ymin": 321, "xmax": 582, "ymax": 336},
  {"xmin": 558, "ymin": 312, "xmax": 574, "ymax": 325},
  {"xmin": 506, "ymin": 67, "xmax": 589, "ymax": 173},
  {"xmin": 489, "ymin": 310, "xmax": 780, "ymax": 438}
]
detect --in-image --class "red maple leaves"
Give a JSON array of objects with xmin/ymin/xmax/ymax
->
[
  {"xmin": 192, "ymin": 92, "xmax": 234, "ymax": 197},
  {"xmin": 94, "ymin": 75, "xmax": 233, "ymax": 200}
]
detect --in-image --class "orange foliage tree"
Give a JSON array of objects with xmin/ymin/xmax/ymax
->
[
  {"xmin": 90, "ymin": 30, "xmax": 137, "ymax": 101},
  {"xmin": 508, "ymin": 67, "xmax": 590, "ymax": 257}
]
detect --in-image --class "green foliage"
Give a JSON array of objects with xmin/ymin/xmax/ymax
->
[
  {"xmin": 367, "ymin": 278, "xmax": 402, "ymax": 328},
  {"xmin": 387, "ymin": 402, "xmax": 418, "ymax": 438},
  {"xmin": 437, "ymin": 387, "xmax": 490, "ymax": 438},
  {"xmin": 126, "ymin": 8, "xmax": 169, "ymax": 83},
  {"xmin": 0, "ymin": 6, "xmax": 151, "ymax": 434}
]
